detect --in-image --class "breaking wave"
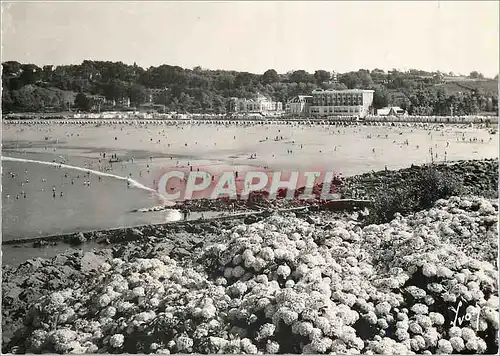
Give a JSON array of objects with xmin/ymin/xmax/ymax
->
[{"xmin": 1, "ymin": 155, "xmax": 175, "ymax": 206}]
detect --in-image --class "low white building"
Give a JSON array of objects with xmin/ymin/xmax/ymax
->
[
  {"xmin": 230, "ymin": 93, "xmax": 283, "ymax": 115},
  {"xmin": 286, "ymin": 95, "xmax": 313, "ymax": 117},
  {"xmin": 377, "ymin": 106, "xmax": 407, "ymax": 117}
]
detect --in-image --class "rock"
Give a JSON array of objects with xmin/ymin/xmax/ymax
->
[
  {"xmin": 244, "ymin": 214, "xmax": 262, "ymax": 225},
  {"xmin": 66, "ymin": 232, "xmax": 86, "ymax": 245},
  {"xmin": 128, "ymin": 228, "xmax": 143, "ymax": 239},
  {"xmin": 80, "ymin": 252, "xmax": 107, "ymax": 273},
  {"xmin": 306, "ymin": 216, "xmax": 317, "ymax": 225},
  {"xmin": 32, "ymin": 240, "xmax": 50, "ymax": 248},
  {"xmin": 173, "ymin": 247, "xmax": 191, "ymax": 258}
]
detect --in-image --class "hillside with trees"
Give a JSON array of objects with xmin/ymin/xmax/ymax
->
[{"xmin": 2, "ymin": 60, "xmax": 498, "ymax": 116}]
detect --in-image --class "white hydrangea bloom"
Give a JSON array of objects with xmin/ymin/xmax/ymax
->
[
  {"xmin": 377, "ymin": 318, "xmax": 389, "ymax": 330},
  {"xmin": 476, "ymin": 338, "xmax": 487, "ymax": 353},
  {"xmin": 465, "ymin": 337, "xmax": 479, "ymax": 351},
  {"xmin": 240, "ymin": 338, "xmax": 257, "ymax": 354},
  {"xmin": 292, "ymin": 321, "xmax": 314, "ymax": 336},
  {"xmin": 429, "ymin": 312, "xmax": 444, "ymax": 325},
  {"xmin": 99, "ymin": 262, "xmax": 111, "ymax": 273},
  {"xmin": 109, "ymin": 334, "xmax": 124, "ymax": 348},
  {"xmin": 415, "ymin": 315, "xmax": 432, "ymax": 329},
  {"xmin": 375, "ymin": 302, "xmax": 391, "ymax": 316},
  {"xmin": 448, "ymin": 326, "xmax": 462, "ymax": 338},
  {"xmin": 411, "ymin": 303, "xmax": 428, "ymax": 315},
  {"xmin": 422, "ymin": 328, "xmax": 439, "ymax": 347},
  {"xmin": 50, "ymin": 292, "xmax": 65, "ymax": 305},
  {"xmin": 410, "ymin": 335, "xmax": 426, "ymax": 351},
  {"xmin": 232, "ymin": 266, "xmax": 245, "ymax": 278},
  {"xmin": 310, "ymin": 337, "xmax": 333, "ymax": 353},
  {"xmin": 257, "ymin": 323, "xmax": 275, "ymax": 340},
  {"xmin": 449, "ymin": 336, "xmax": 465, "ymax": 352},
  {"xmin": 266, "ymin": 340, "xmax": 280, "ymax": 354},
  {"xmin": 461, "ymin": 327, "xmax": 475, "ymax": 341},
  {"xmin": 364, "ymin": 311, "xmax": 378, "ymax": 325},
  {"xmin": 427, "ymin": 282, "xmax": 444, "ymax": 293},
  {"xmin": 309, "ymin": 327, "xmax": 323, "ymax": 340},
  {"xmin": 176, "ymin": 336, "xmax": 193, "ymax": 352},
  {"xmin": 422, "ymin": 263, "xmax": 437, "ymax": 277},
  {"xmin": 437, "ymin": 339, "xmax": 453, "ymax": 354},
  {"xmin": 132, "ymin": 286, "xmax": 145, "ymax": 297},
  {"xmin": 223, "ymin": 267, "xmax": 233, "ymax": 279},
  {"xmin": 436, "ymin": 265, "xmax": 453, "ymax": 278},
  {"xmin": 395, "ymin": 329, "xmax": 410, "ymax": 341},
  {"xmin": 276, "ymin": 264, "xmax": 291, "ymax": 278},
  {"xmin": 97, "ymin": 294, "xmax": 111, "ymax": 308}
]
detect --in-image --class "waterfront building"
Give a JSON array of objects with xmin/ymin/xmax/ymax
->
[
  {"xmin": 377, "ymin": 106, "xmax": 407, "ymax": 117},
  {"xmin": 230, "ymin": 93, "xmax": 283, "ymax": 115},
  {"xmin": 286, "ymin": 95, "xmax": 313, "ymax": 117},
  {"xmin": 309, "ymin": 89, "xmax": 374, "ymax": 118}
]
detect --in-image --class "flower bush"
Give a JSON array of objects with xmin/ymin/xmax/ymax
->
[{"xmin": 8, "ymin": 196, "xmax": 498, "ymax": 354}]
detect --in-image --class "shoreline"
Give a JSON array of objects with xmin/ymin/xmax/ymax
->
[{"xmin": 2, "ymin": 158, "xmax": 496, "ymax": 265}]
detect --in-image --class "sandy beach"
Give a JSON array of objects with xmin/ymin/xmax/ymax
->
[{"xmin": 3, "ymin": 121, "xmax": 498, "ymax": 242}]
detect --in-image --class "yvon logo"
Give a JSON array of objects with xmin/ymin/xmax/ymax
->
[{"xmin": 154, "ymin": 166, "xmax": 342, "ymax": 202}]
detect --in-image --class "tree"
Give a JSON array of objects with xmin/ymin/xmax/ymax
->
[
  {"xmin": 74, "ymin": 92, "xmax": 90, "ymax": 111},
  {"xmin": 320, "ymin": 82, "xmax": 347, "ymax": 90},
  {"xmin": 469, "ymin": 71, "xmax": 484, "ymax": 79},
  {"xmin": 314, "ymin": 70, "xmax": 331, "ymax": 84},
  {"xmin": 129, "ymin": 84, "xmax": 148, "ymax": 106},
  {"xmin": 2, "ymin": 88, "xmax": 14, "ymax": 112},
  {"xmin": 3, "ymin": 59, "xmax": 498, "ymax": 115},
  {"xmin": 42, "ymin": 65, "xmax": 54, "ymax": 82},
  {"xmin": 2, "ymin": 61, "xmax": 22, "ymax": 78},
  {"xmin": 235, "ymin": 72, "xmax": 256, "ymax": 87},
  {"xmin": 290, "ymin": 70, "xmax": 314, "ymax": 84},
  {"xmin": 339, "ymin": 72, "xmax": 361, "ymax": 89},
  {"xmin": 104, "ymin": 79, "xmax": 128, "ymax": 101},
  {"xmin": 372, "ymin": 86, "xmax": 390, "ymax": 109},
  {"xmin": 262, "ymin": 69, "xmax": 279, "ymax": 85},
  {"xmin": 19, "ymin": 64, "xmax": 42, "ymax": 85}
]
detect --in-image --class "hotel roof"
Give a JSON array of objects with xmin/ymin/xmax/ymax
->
[{"xmin": 311, "ymin": 89, "xmax": 374, "ymax": 94}]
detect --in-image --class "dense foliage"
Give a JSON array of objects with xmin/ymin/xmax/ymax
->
[
  {"xmin": 365, "ymin": 166, "xmax": 467, "ymax": 225},
  {"xmin": 2, "ymin": 60, "xmax": 498, "ymax": 115}
]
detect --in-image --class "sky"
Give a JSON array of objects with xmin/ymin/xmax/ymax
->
[{"xmin": 1, "ymin": 1, "xmax": 499, "ymax": 77}]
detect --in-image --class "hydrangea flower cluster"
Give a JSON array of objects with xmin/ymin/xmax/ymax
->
[{"xmin": 10, "ymin": 196, "xmax": 499, "ymax": 354}]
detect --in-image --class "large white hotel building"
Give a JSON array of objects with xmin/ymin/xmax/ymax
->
[{"xmin": 287, "ymin": 89, "xmax": 375, "ymax": 118}]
